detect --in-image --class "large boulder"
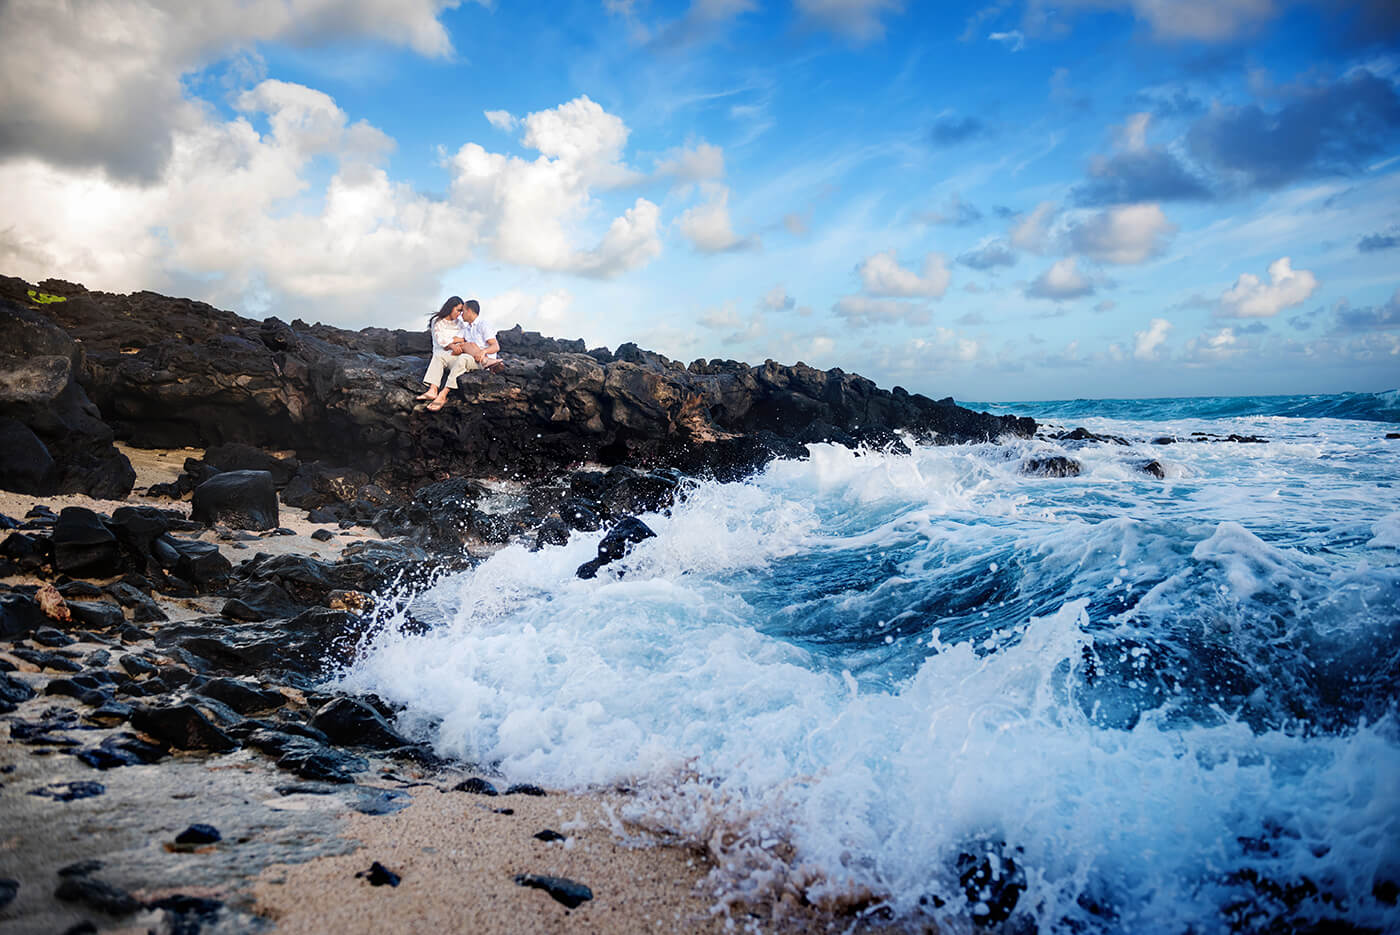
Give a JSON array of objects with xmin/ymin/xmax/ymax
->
[
  {"xmin": 52, "ymin": 507, "xmax": 122, "ymax": 577},
  {"xmin": 0, "ymin": 292, "xmax": 134, "ymax": 498},
  {"xmin": 191, "ymin": 470, "xmax": 279, "ymax": 530}
]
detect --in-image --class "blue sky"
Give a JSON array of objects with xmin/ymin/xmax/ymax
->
[{"xmin": 2, "ymin": 0, "xmax": 1397, "ymax": 401}]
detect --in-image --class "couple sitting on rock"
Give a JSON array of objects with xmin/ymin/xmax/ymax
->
[{"xmin": 417, "ymin": 296, "xmax": 504, "ymax": 411}]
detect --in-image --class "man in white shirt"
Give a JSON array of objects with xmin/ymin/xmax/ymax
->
[{"xmin": 450, "ymin": 299, "xmax": 504, "ymax": 374}]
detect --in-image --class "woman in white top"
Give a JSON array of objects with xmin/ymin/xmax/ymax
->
[{"xmin": 417, "ymin": 296, "xmax": 471, "ymax": 411}]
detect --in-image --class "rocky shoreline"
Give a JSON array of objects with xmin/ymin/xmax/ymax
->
[{"xmin": 1, "ymin": 275, "xmax": 1045, "ymax": 933}]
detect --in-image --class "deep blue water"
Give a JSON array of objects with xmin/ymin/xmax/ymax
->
[{"xmin": 344, "ymin": 390, "xmax": 1400, "ymax": 933}]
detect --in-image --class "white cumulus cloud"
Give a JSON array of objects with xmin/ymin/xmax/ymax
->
[
  {"xmin": 0, "ymin": 0, "xmax": 468, "ymax": 181},
  {"xmin": 655, "ymin": 141, "xmax": 725, "ymax": 182},
  {"xmin": 1, "ymin": 88, "xmax": 665, "ymax": 320},
  {"xmin": 675, "ymin": 185, "xmax": 758, "ymax": 253},
  {"xmin": 446, "ymin": 96, "xmax": 661, "ymax": 278},
  {"xmin": 1134, "ymin": 317, "xmax": 1173, "ymax": 359},
  {"xmin": 1185, "ymin": 326, "xmax": 1244, "ymax": 362},
  {"xmin": 857, "ymin": 250, "xmax": 950, "ymax": 298},
  {"xmin": 1026, "ymin": 257, "xmax": 1095, "ymax": 300},
  {"xmin": 1070, "ymin": 203, "xmax": 1176, "ymax": 265},
  {"xmin": 1218, "ymin": 257, "xmax": 1319, "ymax": 318},
  {"xmin": 484, "ymin": 110, "xmax": 518, "ymax": 132}
]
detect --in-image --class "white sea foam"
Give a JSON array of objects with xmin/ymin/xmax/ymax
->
[{"xmin": 342, "ymin": 413, "xmax": 1400, "ymax": 931}]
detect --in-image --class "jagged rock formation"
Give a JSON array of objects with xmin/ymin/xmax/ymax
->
[
  {"xmin": 0, "ymin": 276, "xmax": 1035, "ymax": 494},
  {"xmin": 0, "ymin": 293, "xmax": 135, "ymax": 498}
]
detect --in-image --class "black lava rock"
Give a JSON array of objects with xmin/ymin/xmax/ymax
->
[
  {"xmin": 29, "ymin": 780, "xmax": 105, "ymax": 801},
  {"xmin": 191, "ymin": 470, "xmax": 279, "ymax": 531},
  {"xmin": 66, "ymin": 600, "xmax": 126, "ymax": 630},
  {"xmin": 74, "ymin": 746, "xmax": 131, "ymax": 770},
  {"xmin": 117, "ymin": 653, "xmax": 158, "ymax": 678},
  {"xmin": 357, "ymin": 861, "xmax": 401, "ymax": 887},
  {"xmin": 1, "ymin": 530, "xmax": 50, "ymax": 572},
  {"xmin": 576, "ymin": 516, "xmax": 656, "ymax": 579},
  {"xmin": 76, "ymin": 731, "xmax": 165, "ymax": 768},
  {"xmin": 310, "ymin": 696, "xmax": 411, "ymax": 749},
  {"xmin": 51, "ymin": 507, "xmax": 123, "ymax": 577},
  {"xmin": 87, "ymin": 700, "xmax": 135, "ymax": 726},
  {"xmin": 130, "ymin": 703, "xmax": 239, "ymax": 752},
  {"xmin": 31, "ymin": 625, "xmax": 76, "ymax": 646},
  {"xmin": 452, "ymin": 777, "xmax": 499, "ymax": 796},
  {"xmin": 0, "ymin": 592, "xmax": 46, "ymax": 640},
  {"xmin": 506, "ymin": 783, "xmax": 547, "ymax": 796},
  {"xmin": 105, "ymin": 505, "xmax": 171, "ymax": 574},
  {"xmin": 514, "ymin": 873, "xmax": 593, "ymax": 908},
  {"xmin": 0, "ymin": 877, "xmax": 16, "ymax": 910},
  {"xmin": 1022, "ymin": 456, "xmax": 1082, "ymax": 478},
  {"xmin": 196, "ymin": 677, "xmax": 286, "ymax": 714},
  {"xmin": 557, "ymin": 497, "xmax": 602, "ymax": 532},
  {"xmin": 159, "ymin": 537, "xmax": 232, "ymax": 589},
  {"xmin": 247, "ymin": 731, "xmax": 367, "ymax": 783},
  {"xmin": 534, "ymin": 829, "xmax": 566, "ymax": 842},
  {"xmin": 534, "ymin": 518, "xmax": 570, "ymax": 550},
  {"xmin": 175, "ymin": 823, "xmax": 222, "ymax": 845}
]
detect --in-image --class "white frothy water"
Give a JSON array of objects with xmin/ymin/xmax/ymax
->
[{"xmin": 341, "ymin": 413, "xmax": 1400, "ymax": 932}]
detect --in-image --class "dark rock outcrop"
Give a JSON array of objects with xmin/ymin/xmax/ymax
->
[
  {"xmin": 2, "ymin": 276, "xmax": 1034, "ymax": 496},
  {"xmin": 309, "ymin": 696, "xmax": 412, "ymax": 750},
  {"xmin": 191, "ymin": 470, "xmax": 279, "ymax": 530},
  {"xmin": 130, "ymin": 703, "xmax": 239, "ymax": 752},
  {"xmin": 0, "ymin": 291, "xmax": 134, "ymax": 498},
  {"xmin": 52, "ymin": 507, "xmax": 122, "ymax": 577},
  {"xmin": 1022, "ymin": 456, "xmax": 1082, "ymax": 478},
  {"xmin": 576, "ymin": 517, "xmax": 656, "ymax": 579}
]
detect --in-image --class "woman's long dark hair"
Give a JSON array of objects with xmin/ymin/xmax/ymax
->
[{"xmin": 429, "ymin": 295, "xmax": 464, "ymax": 327}]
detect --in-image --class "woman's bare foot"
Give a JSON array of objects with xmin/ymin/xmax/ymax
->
[
  {"xmin": 416, "ymin": 387, "xmax": 438, "ymax": 401},
  {"xmin": 426, "ymin": 391, "xmax": 449, "ymax": 411}
]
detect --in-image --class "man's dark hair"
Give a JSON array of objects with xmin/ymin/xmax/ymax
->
[{"xmin": 464, "ymin": 299, "xmax": 480, "ymax": 314}]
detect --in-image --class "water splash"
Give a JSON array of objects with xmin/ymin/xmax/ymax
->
[{"xmin": 342, "ymin": 406, "xmax": 1400, "ymax": 931}]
